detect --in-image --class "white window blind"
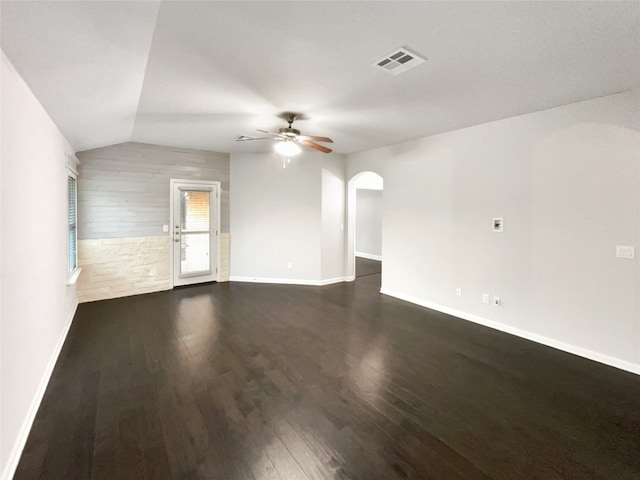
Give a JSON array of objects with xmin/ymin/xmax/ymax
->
[
  {"xmin": 180, "ymin": 190, "xmax": 211, "ymax": 275},
  {"xmin": 68, "ymin": 175, "xmax": 77, "ymax": 272}
]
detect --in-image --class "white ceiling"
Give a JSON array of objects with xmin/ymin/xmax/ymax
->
[{"xmin": 2, "ymin": 1, "xmax": 639, "ymax": 154}]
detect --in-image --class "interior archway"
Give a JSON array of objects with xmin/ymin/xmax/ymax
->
[{"xmin": 346, "ymin": 171, "xmax": 384, "ymax": 281}]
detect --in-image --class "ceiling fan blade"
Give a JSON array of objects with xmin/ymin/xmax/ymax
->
[
  {"xmin": 257, "ymin": 129, "xmax": 285, "ymax": 138},
  {"xmin": 297, "ymin": 135, "xmax": 334, "ymax": 143},
  {"xmin": 236, "ymin": 135, "xmax": 275, "ymax": 141},
  {"xmin": 298, "ymin": 139, "xmax": 333, "ymax": 153}
]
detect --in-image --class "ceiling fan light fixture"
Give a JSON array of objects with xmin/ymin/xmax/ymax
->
[
  {"xmin": 274, "ymin": 140, "xmax": 301, "ymax": 156},
  {"xmin": 237, "ymin": 113, "xmax": 333, "ymax": 155}
]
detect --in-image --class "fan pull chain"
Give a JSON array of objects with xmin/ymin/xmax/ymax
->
[{"xmin": 282, "ymin": 155, "xmax": 293, "ymax": 168}]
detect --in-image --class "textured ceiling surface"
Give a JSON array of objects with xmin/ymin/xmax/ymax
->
[{"xmin": 2, "ymin": 1, "xmax": 639, "ymax": 154}]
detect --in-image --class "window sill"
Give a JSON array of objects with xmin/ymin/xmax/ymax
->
[{"xmin": 66, "ymin": 267, "xmax": 82, "ymax": 286}]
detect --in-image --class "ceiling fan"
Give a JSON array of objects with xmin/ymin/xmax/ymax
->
[{"xmin": 236, "ymin": 113, "xmax": 333, "ymax": 154}]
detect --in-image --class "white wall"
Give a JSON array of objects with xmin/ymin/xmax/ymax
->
[
  {"xmin": 356, "ymin": 189, "xmax": 383, "ymax": 259},
  {"xmin": 230, "ymin": 152, "xmax": 322, "ymax": 282},
  {"xmin": 1, "ymin": 51, "xmax": 78, "ymax": 480},
  {"xmin": 230, "ymin": 151, "xmax": 346, "ymax": 284},
  {"xmin": 347, "ymin": 89, "xmax": 640, "ymax": 373},
  {"xmin": 321, "ymin": 157, "xmax": 346, "ymax": 281}
]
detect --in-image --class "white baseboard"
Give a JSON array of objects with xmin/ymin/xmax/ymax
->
[
  {"xmin": 318, "ymin": 276, "xmax": 348, "ymax": 286},
  {"xmin": 1, "ymin": 302, "xmax": 79, "ymax": 480},
  {"xmin": 230, "ymin": 276, "xmax": 347, "ymax": 286},
  {"xmin": 379, "ymin": 287, "xmax": 640, "ymax": 376},
  {"xmin": 355, "ymin": 252, "xmax": 382, "ymax": 261}
]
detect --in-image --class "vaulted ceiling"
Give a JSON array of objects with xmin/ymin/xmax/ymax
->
[{"xmin": 2, "ymin": 1, "xmax": 639, "ymax": 154}]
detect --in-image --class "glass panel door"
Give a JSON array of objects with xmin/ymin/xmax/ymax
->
[
  {"xmin": 180, "ymin": 190, "xmax": 211, "ymax": 276},
  {"xmin": 171, "ymin": 181, "xmax": 219, "ymax": 287}
]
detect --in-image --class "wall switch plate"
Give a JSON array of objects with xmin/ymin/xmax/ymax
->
[
  {"xmin": 493, "ymin": 296, "xmax": 501, "ymax": 307},
  {"xmin": 616, "ymin": 245, "xmax": 635, "ymax": 259},
  {"xmin": 287, "ymin": 262, "xmax": 293, "ymax": 269},
  {"xmin": 493, "ymin": 218, "xmax": 504, "ymax": 232},
  {"xmin": 456, "ymin": 288, "xmax": 462, "ymax": 297},
  {"xmin": 482, "ymin": 293, "xmax": 490, "ymax": 304},
  {"xmin": 163, "ymin": 224, "xmax": 169, "ymax": 232}
]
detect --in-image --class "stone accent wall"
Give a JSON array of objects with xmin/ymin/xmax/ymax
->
[
  {"xmin": 219, "ymin": 233, "xmax": 230, "ymax": 282},
  {"xmin": 75, "ymin": 142, "xmax": 231, "ymax": 302},
  {"xmin": 77, "ymin": 236, "xmax": 171, "ymax": 303},
  {"xmin": 77, "ymin": 234, "xmax": 231, "ymax": 303}
]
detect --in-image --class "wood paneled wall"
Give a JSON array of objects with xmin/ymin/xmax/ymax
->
[
  {"xmin": 75, "ymin": 142, "xmax": 230, "ymax": 302},
  {"xmin": 77, "ymin": 142, "xmax": 230, "ymax": 239}
]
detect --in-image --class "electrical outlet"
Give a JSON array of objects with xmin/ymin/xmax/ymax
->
[
  {"xmin": 287, "ymin": 262, "xmax": 293, "ymax": 269},
  {"xmin": 148, "ymin": 268, "xmax": 157, "ymax": 277},
  {"xmin": 162, "ymin": 224, "xmax": 169, "ymax": 232},
  {"xmin": 493, "ymin": 296, "xmax": 501, "ymax": 307},
  {"xmin": 456, "ymin": 288, "xmax": 462, "ymax": 297},
  {"xmin": 482, "ymin": 294, "xmax": 490, "ymax": 304},
  {"xmin": 616, "ymin": 245, "xmax": 635, "ymax": 259}
]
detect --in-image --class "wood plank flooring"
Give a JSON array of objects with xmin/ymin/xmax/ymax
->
[
  {"xmin": 13, "ymin": 271, "xmax": 640, "ymax": 479},
  {"xmin": 355, "ymin": 257, "xmax": 381, "ymax": 278}
]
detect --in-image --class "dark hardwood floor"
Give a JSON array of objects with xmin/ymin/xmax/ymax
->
[
  {"xmin": 355, "ymin": 257, "xmax": 381, "ymax": 278},
  {"xmin": 14, "ymin": 271, "xmax": 640, "ymax": 479}
]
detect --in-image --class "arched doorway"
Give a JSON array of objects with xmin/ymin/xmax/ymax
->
[{"xmin": 346, "ymin": 171, "xmax": 383, "ymax": 281}]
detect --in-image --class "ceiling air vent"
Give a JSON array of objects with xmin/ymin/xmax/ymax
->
[{"xmin": 373, "ymin": 47, "xmax": 426, "ymax": 75}]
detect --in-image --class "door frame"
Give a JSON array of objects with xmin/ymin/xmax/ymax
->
[
  {"xmin": 346, "ymin": 171, "xmax": 383, "ymax": 281},
  {"xmin": 169, "ymin": 178, "xmax": 221, "ymax": 287}
]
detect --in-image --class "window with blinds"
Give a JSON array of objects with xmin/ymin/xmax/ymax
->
[
  {"xmin": 68, "ymin": 175, "xmax": 77, "ymax": 272},
  {"xmin": 179, "ymin": 190, "xmax": 211, "ymax": 275}
]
